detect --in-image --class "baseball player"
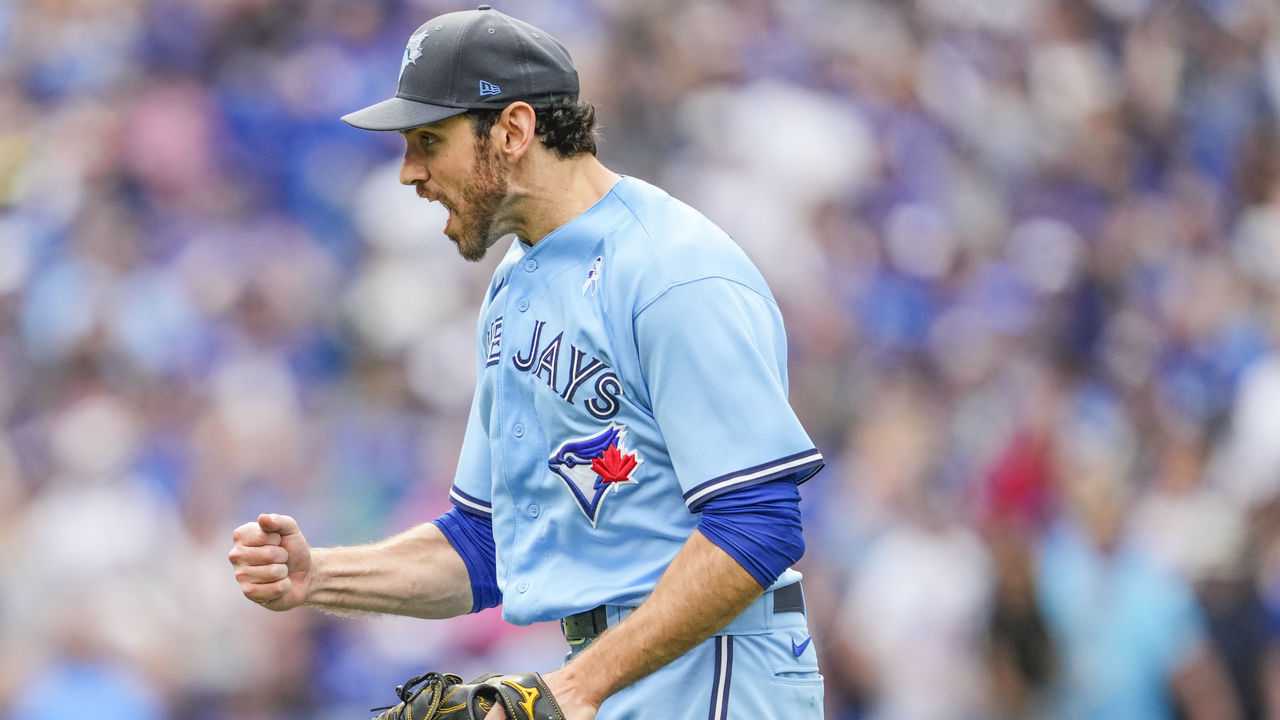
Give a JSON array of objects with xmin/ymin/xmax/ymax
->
[{"xmin": 228, "ymin": 6, "xmax": 825, "ymax": 719}]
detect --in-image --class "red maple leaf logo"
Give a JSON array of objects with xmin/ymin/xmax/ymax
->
[{"xmin": 592, "ymin": 444, "xmax": 638, "ymax": 484}]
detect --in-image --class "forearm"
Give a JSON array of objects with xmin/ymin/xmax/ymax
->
[
  {"xmin": 306, "ymin": 522, "xmax": 474, "ymax": 619},
  {"xmin": 553, "ymin": 530, "xmax": 762, "ymax": 705}
]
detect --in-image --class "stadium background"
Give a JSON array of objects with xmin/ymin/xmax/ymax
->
[{"xmin": 2, "ymin": 0, "xmax": 1280, "ymax": 718}]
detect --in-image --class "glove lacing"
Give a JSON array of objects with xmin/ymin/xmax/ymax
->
[{"xmin": 370, "ymin": 671, "xmax": 457, "ymax": 716}]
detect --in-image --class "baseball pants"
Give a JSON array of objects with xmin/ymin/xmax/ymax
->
[{"xmin": 565, "ymin": 584, "xmax": 824, "ymax": 719}]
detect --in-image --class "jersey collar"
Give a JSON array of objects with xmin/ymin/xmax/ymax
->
[{"xmin": 515, "ymin": 176, "xmax": 630, "ymax": 265}]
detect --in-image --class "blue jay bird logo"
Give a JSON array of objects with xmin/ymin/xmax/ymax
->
[
  {"xmin": 400, "ymin": 27, "xmax": 430, "ymax": 79},
  {"xmin": 548, "ymin": 424, "xmax": 641, "ymax": 526}
]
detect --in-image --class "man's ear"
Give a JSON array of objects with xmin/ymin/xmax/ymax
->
[{"xmin": 492, "ymin": 102, "xmax": 538, "ymax": 162}]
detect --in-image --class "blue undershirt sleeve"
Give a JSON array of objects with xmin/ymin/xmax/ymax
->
[
  {"xmin": 696, "ymin": 476, "xmax": 805, "ymax": 589},
  {"xmin": 432, "ymin": 506, "xmax": 501, "ymax": 613}
]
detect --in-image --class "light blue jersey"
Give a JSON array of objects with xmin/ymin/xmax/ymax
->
[{"xmin": 449, "ymin": 176, "xmax": 823, "ymax": 625}]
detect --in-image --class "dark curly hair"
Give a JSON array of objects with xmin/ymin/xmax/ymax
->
[{"xmin": 467, "ymin": 98, "xmax": 599, "ymax": 158}]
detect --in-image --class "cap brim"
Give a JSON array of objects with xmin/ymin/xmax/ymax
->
[{"xmin": 340, "ymin": 97, "xmax": 468, "ymax": 131}]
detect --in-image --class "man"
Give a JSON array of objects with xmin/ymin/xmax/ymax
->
[{"xmin": 228, "ymin": 6, "xmax": 825, "ymax": 719}]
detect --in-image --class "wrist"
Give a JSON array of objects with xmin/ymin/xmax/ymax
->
[
  {"xmin": 543, "ymin": 664, "xmax": 609, "ymax": 716},
  {"xmin": 301, "ymin": 546, "xmax": 332, "ymax": 606}
]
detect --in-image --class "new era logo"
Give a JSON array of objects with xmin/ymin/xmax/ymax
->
[{"xmin": 479, "ymin": 80, "xmax": 502, "ymax": 97}]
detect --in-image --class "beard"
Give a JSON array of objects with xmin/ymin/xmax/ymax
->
[{"xmin": 441, "ymin": 137, "xmax": 511, "ymax": 262}]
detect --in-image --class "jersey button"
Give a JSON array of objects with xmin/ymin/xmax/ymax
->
[
  {"xmin": 513, "ymin": 423, "xmax": 525, "ymax": 438},
  {"xmin": 528, "ymin": 504, "xmax": 539, "ymax": 517},
  {"xmin": 524, "ymin": 259, "xmax": 537, "ymax": 272},
  {"xmin": 516, "ymin": 581, "xmax": 529, "ymax": 593},
  {"xmin": 517, "ymin": 298, "xmax": 529, "ymax": 312}
]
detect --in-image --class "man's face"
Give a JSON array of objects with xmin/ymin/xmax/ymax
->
[{"xmin": 400, "ymin": 115, "xmax": 510, "ymax": 261}]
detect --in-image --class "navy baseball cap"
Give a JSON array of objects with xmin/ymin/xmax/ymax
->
[{"xmin": 341, "ymin": 5, "xmax": 580, "ymax": 132}]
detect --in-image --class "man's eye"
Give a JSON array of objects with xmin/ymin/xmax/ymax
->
[{"xmin": 420, "ymin": 136, "xmax": 437, "ymax": 150}]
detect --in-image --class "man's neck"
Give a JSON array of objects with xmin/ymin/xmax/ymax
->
[{"xmin": 506, "ymin": 154, "xmax": 621, "ymax": 245}]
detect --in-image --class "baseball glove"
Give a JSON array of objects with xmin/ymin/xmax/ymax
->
[{"xmin": 369, "ymin": 670, "xmax": 565, "ymax": 720}]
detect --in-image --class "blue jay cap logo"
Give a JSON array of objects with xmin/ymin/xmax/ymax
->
[
  {"xmin": 400, "ymin": 27, "xmax": 430, "ymax": 79},
  {"xmin": 479, "ymin": 80, "xmax": 502, "ymax": 97}
]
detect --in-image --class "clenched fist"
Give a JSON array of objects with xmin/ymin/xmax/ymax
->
[{"xmin": 228, "ymin": 513, "xmax": 312, "ymax": 611}]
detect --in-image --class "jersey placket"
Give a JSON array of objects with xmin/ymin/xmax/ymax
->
[{"xmin": 494, "ymin": 248, "xmax": 562, "ymax": 610}]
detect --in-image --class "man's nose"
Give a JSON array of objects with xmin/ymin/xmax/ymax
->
[{"xmin": 399, "ymin": 156, "xmax": 429, "ymax": 186}]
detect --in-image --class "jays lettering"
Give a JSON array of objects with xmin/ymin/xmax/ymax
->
[
  {"xmin": 485, "ymin": 316, "xmax": 503, "ymax": 367},
  {"xmin": 494, "ymin": 318, "xmax": 622, "ymax": 419}
]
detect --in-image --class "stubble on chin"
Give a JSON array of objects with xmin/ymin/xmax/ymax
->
[
  {"xmin": 449, "ymin": 209, "xmax": 511, "ymax": 262},
  {"xmin": 450, "ymin": 143, "xmax": 512, "ymax": 263}
]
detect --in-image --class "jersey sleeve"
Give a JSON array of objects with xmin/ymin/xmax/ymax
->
[
  {"xmin": 697, "ymin": 477, "xmax": 805, "ymax": 588},
  {"xmin": 634, "ymin": 278, "xmax": 823, "ymax": 511},
  {"xmin": 432, "ymin": 506, "xmax": 501, "ymax": 611}
]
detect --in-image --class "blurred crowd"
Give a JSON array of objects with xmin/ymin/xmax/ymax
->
[{"xmin": 2, "ymin": 0, "xmax": 1280, "ymax": 718}]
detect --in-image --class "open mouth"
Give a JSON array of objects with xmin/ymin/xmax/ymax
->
[
  {"xmin": 424, "ymin": 190, "xmax": 452, "ymax": 234},
  {"xmin": 418, "ymin": 185, "xmax": 459, "ymax": 238},
  {"xmin": 441, "ymin": 202, "xmax": 453, "ymax": 234}
]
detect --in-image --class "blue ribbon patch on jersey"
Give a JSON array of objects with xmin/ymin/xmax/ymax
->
[
  {"xmin": 582, "ymin": 256, "xmax": 602, "ymax": 297},
  {"xmin": 548, "ymin": 424, "xmax": 642, "ymax": 527}
]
